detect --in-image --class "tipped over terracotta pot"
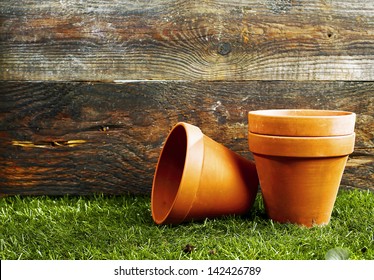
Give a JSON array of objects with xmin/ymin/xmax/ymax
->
[
  {"xmin": 151, "ymin": 122, "xmax": 259, "ymax": 225},
  {"xmin": 247, "ymin": 109, "xmax": 356, "ymax": 227}
]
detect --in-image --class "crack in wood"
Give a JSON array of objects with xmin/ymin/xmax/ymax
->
[{"xmin": 11, "ymin": 139, "xmax": 87, "ymax": 148}]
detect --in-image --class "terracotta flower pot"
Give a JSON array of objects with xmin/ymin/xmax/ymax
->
[
  {"xmin": 151, "ymin": 122, "xmax": 259, "ymax": 225},
  {"xmin": 248, "ymin": 132, "xmax": 356, "ymax": 227},
  {"xmin": 248, "ymin": 109, "xmax": 356, "ymax": 136}
]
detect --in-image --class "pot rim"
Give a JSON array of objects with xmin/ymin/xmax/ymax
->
[
  {"xmin": 248, "ymin": 132, "xmax": 355, "ymax": 157},
  {"xmin": 151, "ymin": 122, "xmax": 204, "ymax": 224},
  {"xmin": 249, "ymin": 109, "xmax": 354, "ymax": 118},
  {"xmin": 248, "ymin": 109, "xmax": 356, "ymax": 136}
]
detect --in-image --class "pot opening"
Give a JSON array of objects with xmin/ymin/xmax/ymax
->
[
  {"xmin": 152, "ymin": 125, "xmax": 188, "ymax": 222},
  {"xmin": 251, "ymin": 109, "xmax": 353, "ymax": 117}
]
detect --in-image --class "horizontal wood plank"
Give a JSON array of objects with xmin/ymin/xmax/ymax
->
[
  {"xmin": 1, "ymin": 0, "xmax": 374, "ymax": 81},
  {"xmin": 0, "ymin": 81, "xmax": 373, "ymax": 196}
]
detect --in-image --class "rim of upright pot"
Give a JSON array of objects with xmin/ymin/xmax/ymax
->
[
  {"xmin": 151, "ymin": 122, "xmax": 204, "ymax": 225},
  {"xmin": 248, "ymin": 109, "xmax": 356, "ymax": 136},
  {"xmin": 248, "ymin": 132, "xmax": 355, "ymax": 157}
]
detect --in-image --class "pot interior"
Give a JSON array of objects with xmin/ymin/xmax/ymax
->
[{"xmin": 152, "ymin": 125, "xmax": 187, "ymax": 222}]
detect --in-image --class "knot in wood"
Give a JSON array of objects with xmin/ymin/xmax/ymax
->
[{"xmin": 217, "ymin": 42, "xmax": 231, "ymax": 56}]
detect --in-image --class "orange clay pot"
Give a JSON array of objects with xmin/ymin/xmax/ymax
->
[
  {"xmin": 248, "ymin": 109, "xmax": 356, "ymax": 136},
  {"xmin": 151, "ymin": 122, "xmax": 259, "ymax": 225},
  {"xmin": 248, "ymin": 132, "xmax": 355, "ymax": 227}
]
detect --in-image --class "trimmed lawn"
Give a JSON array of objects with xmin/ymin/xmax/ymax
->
[{"xmin": 0, "ymin": 189, "xmax": 373, "ymax": 260}]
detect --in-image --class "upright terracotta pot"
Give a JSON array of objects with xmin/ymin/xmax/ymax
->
[
  {"xmin": 247, "ymin": 109, "xmax": 356, "ymax": 227},
  {"xmin": 248, "ymin": 133, "xmax": 355, "ymax": 227},
  {"xmin": 151, "ymin": 122, "xmax": 259, "ymax": 225}
]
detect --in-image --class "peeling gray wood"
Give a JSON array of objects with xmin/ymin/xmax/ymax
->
[{"xmin": 1, "ymin": 0, "xmax": 374, "ymax": 81}]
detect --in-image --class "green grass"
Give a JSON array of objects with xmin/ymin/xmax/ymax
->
[{"xmin": 0, "ymin": 189, "xmax": 373, "ymax": 260}]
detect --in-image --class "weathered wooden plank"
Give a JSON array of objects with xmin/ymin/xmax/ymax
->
[
  {"xmin": 1, "ymin": 0, "xmax": 374, "ymax": 81},
  {"xmin": 0, "ymin": 81, "xmax": 373, "ymax": 196}
]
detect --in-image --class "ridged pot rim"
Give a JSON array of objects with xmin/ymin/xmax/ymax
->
[
  {"xmin": 248, "ymin": 109, "xmax": 356, "ymax": 136},
  {"xmin": 151, "ymin": 122, "xmax": 204, "ymax": 224},
  {"xmin": 248, "ymin": 132, "xmax": 355, "ymax": 157}
]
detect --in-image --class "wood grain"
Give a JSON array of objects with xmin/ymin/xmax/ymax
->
[
  {"xmin": 1, "ymin": 1, "xmax": 373, "ymax": 196},
  {"xmin": 1, "ymin": 0, "xmax": 374, "ymax": 81},
  {"xmin": 1, "ymin": 81, "xmax": 373, "ymax": 196}
]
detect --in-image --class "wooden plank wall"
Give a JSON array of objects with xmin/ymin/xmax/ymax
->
[{"xmin": 1, "ymin": 0, "xmax": 373, "ymax": 196}]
